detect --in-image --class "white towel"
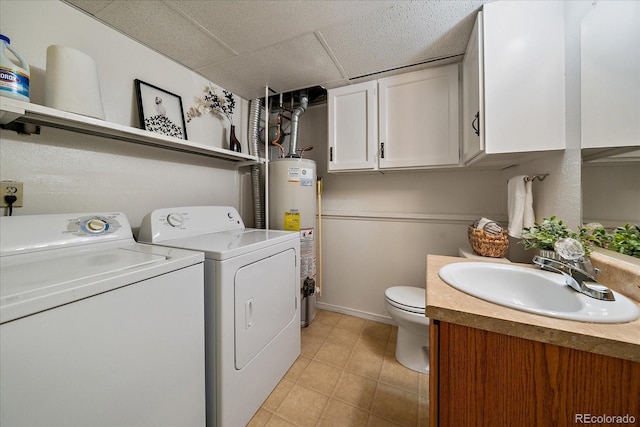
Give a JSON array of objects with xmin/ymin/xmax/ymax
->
[
  {"xmin": 523, "ymin": 180, "xmax": 535, "ymax": 230},
  {"xmin": 475, "ymin": 217, "xmax": 503, "ymax": 234},
  {"xmin": 507, "ymin": 175, "xmax": 535, "ymax": 238}
]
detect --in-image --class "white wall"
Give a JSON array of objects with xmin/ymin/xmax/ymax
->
[
  {"xmin": 0, "ymin": 1, "xmax": 246, "ymax": 230},
  {"xmin": 582, "ymin": 162, "xmax": 640, "ymax": 227}
]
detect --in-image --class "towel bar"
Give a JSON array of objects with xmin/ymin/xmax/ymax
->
[{"xmin": 524, "ymin": 173, "xmax": 549, "ymax": 182}]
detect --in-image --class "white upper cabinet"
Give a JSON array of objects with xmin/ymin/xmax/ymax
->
[
  {"xmin": 378, "ymin": 65, "xmax": 460, "ymax": 169},
  {"xmin": 462, "ymin": 1, "xmax": 566, "ymax": 165},
  {"xmin": 327, "ymin": 64, "xmax": 460, "ymax": 172},
  {"xmin": 327, "ymin": 80, "xmax": 378, "ymax": 171},
  {"xmin": 461, "ymin": 14, "xmax": 483, "ymax": 164},
  {"xmin": 581, "ymin": 0, "xmax": 640, "ymax": 155}
]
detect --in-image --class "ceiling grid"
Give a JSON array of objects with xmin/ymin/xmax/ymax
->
[{"xmin": 65, "ymin": 0, "xmax": 488, "ymax": 99}]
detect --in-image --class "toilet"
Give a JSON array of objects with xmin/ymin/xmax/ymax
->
[
  {"xmin": 384, "ymin": 249, "xmax": 508, "ymax": 374},
  {"xmin": 384, "ymin": 286, "xmax": 429, "ymax": 373}
]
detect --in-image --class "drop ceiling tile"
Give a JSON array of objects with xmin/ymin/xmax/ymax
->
[
  {"xmin": 94, "ymin": 0, "xmax": 235, "ymax": 69},
  {"xmin": 168, "ymin": 0, "xmax": 398, "ymax": 55},
  {"xmin": 65, "ymin": 0, "xmax": 113, "ymax": 15},
  {"xmin": 197, "ymin": 33, "xmax": 343, "ymax": 100},
  {"xmin": 321, "ymin": 1, "xmax": 485, "ymax": 78},
  {"xmin": 65, "ymin": 0, "xmax": 489, "ymax": 101}
]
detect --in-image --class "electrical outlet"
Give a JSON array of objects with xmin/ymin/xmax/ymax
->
[{"xmin": 1, "ymin": 181, "xmax": 23, "ymax": 207}]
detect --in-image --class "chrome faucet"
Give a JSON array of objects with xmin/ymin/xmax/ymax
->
[{"xmin": 532, "ymin": 238, "xmax": 615, "ymax": 301}]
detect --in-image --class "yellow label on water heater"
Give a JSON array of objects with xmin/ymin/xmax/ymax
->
[{"xmin": 283, "ymin": 211, "xmax": 300, "ymax": 231}]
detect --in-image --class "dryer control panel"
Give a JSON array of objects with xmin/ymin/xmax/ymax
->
[{"xmin": 138, "ymin": 206, "xmax": 245, "ymax": 243}]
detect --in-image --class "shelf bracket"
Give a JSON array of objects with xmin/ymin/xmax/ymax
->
[{"xmin": 0, "ymin": 121, "xmax": 41, "ymax": 135}]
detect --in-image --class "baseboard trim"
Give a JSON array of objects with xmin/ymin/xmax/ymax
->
[{"xmin": 316, "ymin": 301, "xmax": 396, "ymax": 326}]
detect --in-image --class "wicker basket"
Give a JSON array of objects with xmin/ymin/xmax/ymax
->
[{"xmin": 468, "ymin": 226, "xmax": 509, "ymax": 258}]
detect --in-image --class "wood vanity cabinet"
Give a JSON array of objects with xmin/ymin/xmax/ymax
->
[
  {"xmin": 461, "ymin": 1, "xmax": 565, "ymax": 165},
  {"xmin": 429, "ymin": 320, "xmax": 640, "ymax": 426},
  {"xmin": 327, "ymin": 64, "xmax": 459, "ymax": 172}
]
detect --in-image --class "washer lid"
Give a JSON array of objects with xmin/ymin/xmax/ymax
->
[
  {"xmin": 0, "ymin": 244, "xmax": 203, "ymax": 323},
  {"xmin": 385, "ymin": 286, "xmax": 426, "ymax": 311}
]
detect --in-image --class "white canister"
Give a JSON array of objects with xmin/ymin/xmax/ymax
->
[
  {"xmin": 0, "ymin": 34, "xmax": 30, "ymax": 102},
  {"xmin": 45, "ymin": 45, "xmax": 105, "ymax": 120}
]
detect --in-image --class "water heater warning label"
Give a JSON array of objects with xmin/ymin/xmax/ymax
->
[
  {"xmin": 283, "ymin": 211, "xmax": 300, "ymax": 231},
  {"xmin": 287, "ymin": 167, "xmax": 301, "ymax": 182},
  {"xmin": 288, "ymin": 167, "xmax": 314, "ymax": 187}
]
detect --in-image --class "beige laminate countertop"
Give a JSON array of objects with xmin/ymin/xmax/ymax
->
[{"xmin": 425, "ymin": 254, "xmax": 640, "ymax": 363}]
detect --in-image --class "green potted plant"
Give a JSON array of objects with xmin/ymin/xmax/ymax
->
[
  {"xmin": 520, "ymin": 216, "xmax": 587, "ymax": 255},
  {"xmin": 521, "ymin": 217, "xmax": 640, "ymax": 259},
  {"xmin": 581, "ymin": 223, "xmax": 640, "ymax": 259}
]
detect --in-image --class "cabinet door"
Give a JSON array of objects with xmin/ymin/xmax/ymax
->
[
  {"xmin": 378, "ymin": 65, "xmax": 460, "ymax": 169},
  {"xmin": 461, "ymin": 12, "xmax": 484, "ymax": 163},
  {"xmin": 581, "ymin": 0, "xmax": 640, "ymax": 150},
  {"xmin": 327, "ymin": 81, "xmax": 378, "ymax": 171},
  {"xmin": 433, "ymin": 322, "xmax": 640, "ymax": 426},
  {"xmin": 482, "ymin": 0, "xmax": 565, "ymax": 154}
]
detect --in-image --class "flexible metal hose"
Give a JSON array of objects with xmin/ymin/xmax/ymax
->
[{"xmin": 248, "ymin": 98, "xmax": 265, "ymax": 228}]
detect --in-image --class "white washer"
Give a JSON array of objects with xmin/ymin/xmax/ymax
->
[
  {"xmin": 138, "ymin": 206, "xmax": 300, "ymax": 427},
  {"xmin": 0, "ymin": 212, "xmax": 206, "ymax": 427}
]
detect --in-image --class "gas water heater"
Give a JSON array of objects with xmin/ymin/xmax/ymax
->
[{"xmin": 269, "ymin": 157, "xmax": 317, "ymax": 326}]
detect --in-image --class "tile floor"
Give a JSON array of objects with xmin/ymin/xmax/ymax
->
[{"xmin": 247, "ymin": 309, "xmax": 429, "ymax": 427}]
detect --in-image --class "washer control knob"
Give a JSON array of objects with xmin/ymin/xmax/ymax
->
[
  {"xmin": 166, "ymin": 213, "xmax": 184, "ymax": 227},
  {"xmin": 227, "ymin": 212, "xmax": 234, "ymax": 219},
  {"xmin": 86, "ymin": 218, "xmax": 107, "ymax": 233}
]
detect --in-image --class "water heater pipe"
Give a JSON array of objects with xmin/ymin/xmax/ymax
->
[{"xmin": 287, "ymin": 91, "xmax": 308, "ymax": 157}]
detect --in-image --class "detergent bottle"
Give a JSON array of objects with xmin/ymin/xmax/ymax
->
[{"xmin": 0, "ymin": 34, "xmax": 30, "ymax": 102}]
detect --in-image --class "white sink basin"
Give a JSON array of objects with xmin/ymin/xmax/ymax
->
[{"xmin": 438, "ymin": 262, "xmax": 640, "ymax": 323}]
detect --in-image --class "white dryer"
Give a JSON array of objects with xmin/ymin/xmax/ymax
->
[
  {"xmin": 138, "ymin": 206, "xmax": 300, "ymax": 427},
  {"xmin": 0, "ymin": 212, "xmax": 206, "ymax": 427}
]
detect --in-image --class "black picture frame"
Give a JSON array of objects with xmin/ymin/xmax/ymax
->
[{"xmin": 134, "ymin": 79, "xmax": 187, "ymax": 140}]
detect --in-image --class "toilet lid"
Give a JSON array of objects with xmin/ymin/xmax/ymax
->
[{"xmin": 385, "ymin": 286, "xmax": 425, "ymax": 313}]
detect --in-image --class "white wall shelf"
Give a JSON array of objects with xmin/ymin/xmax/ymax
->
[{"xmin": 0, "ymin": 96, "xmax": 260, "ymax": 163}]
